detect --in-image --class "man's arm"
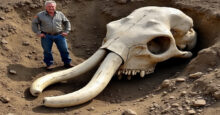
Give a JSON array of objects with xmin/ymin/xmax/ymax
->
[
  {"xmin": 32, "ymin": 14, "xmax": 45, "ymax": 38},
  {"xmin": 32, "ymin": 15, "xmax": 41, "ymax": 35},
  {"xmin": 61, "ymin": 12, "xmax": 71, "ymax": 34}
]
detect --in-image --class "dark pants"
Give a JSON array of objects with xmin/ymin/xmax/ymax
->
[{"xmin": 41, "ymin": 34, "xmax": 71, "ymax": 66}]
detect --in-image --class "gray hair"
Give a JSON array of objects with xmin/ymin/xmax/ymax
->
[{"xmin": 45, "ymin": 0, "xmax": 56, "ymax": 6}]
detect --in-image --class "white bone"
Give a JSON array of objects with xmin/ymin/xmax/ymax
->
[
  {"xmin": 132, "ymin": 70, "xmax": 136, "ymax": 76},
  {"xmin": 101, "ymin": 6, "xmax": 196, "ymax": 75},
  {"xmin": 30, "ymin": 49, "xmax": 107, "ymax": 96},
  {"xmin": 117, "ymin": 70, "xmax": 121, "ymax": 76},
  {"xmin": 140, "ymin": 71, "xmax": 145, "ymax": 78},
  {"xmin": 128, "ymin": 70, "xmax": 131, "ymax": 75},
  {"xmin": 43, "ymin": 52, "xmax": 122, "ymax": 107}
]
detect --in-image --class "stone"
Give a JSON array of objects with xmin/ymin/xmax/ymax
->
[
  {"xmin": 22, "ymin": 41, "xmax": 30, "ymax": 46},
  {"xmin": 176, "ymin": 78, "xmax": 186, "ymax": 82},
  {"xmin": 87, "ymin": 106, "xmax": 95, "ymax": 111},
  {"xmin": 161, "ymin": 79, "xmax": 171, "ymax": 88},
  {"xmin": 177, "ymin": 106, "xmax": 183, "ymax": 111},
  {"xmin": 162, "ymin": 91, "xmax": 168, "ymax": 96},
  {"xmin": 171, "ymin": 103, "xmax": 179, "ymax": 107},
  {"xmin": 193, "ymin": 99, "xmax": 206, "ymax": 107},
  {"xmin": 180, "ymin": 91, "xmax": 187, "ymax": 96},
  {"xmin": 0, "ymin": 96, "xmax": 10, "ymax": 103},
  {"xmin": 9, "ymin": 69, "xmax": 16, "ymax": 75},
  {"xmin": 213, "ymin": 91, "xmax": 220, "ymax": 99},
  {"xmin": 188, "ymin": 109, "xmax": 196, "ymax": 114},
  {"xmin": 185, "ymin": 100, "xmax": 191, "ymax": 104},
  {"xmin": 0, "ymin": 16, "xmax": 5, "ymax": 20},
  {"xmin": 6, "ymin": 113, "xmax": 16, "ymax": 115},
  {"xmin": 169, "ymin": 96, "xmax": 175, "ymax": 99},
  {"xmin": 207, "ymin": 68, "xmax": 213, "ymax": 72},
  {"xmin": 122, "ymin": 109, "xmax": 137, "ymax": 115},
  {"xmin": 189, "ymin": 72, "xmax": 203, "ymax": 78},
  {"xmin": 1, "ymin": 39, "xmax": 8, "ymax": 44},
  {"xmin": 190, "ymin": 91, "xmax": 198, "ymax": 96}
]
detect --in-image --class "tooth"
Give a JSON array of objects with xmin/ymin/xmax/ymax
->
[
  {"xmin": 140, "ymin": 71, "xmax": 145, "ymax": 78},
  {"xmin": 127, "ymin": 75, "xmax": 131, "ymax": 80},
  {"xmin": 135, "ymin": 70, "xmax": 138, "ymax": 75},
  {"xmin": 117, "ymin": 70, "xmax": 121, "ymax": 76},
  {"xmin": 132, "ymin": 70, "xmax": 136, "ymax": 76},
  {"xmin": 125, "ymin": 70, "xmax": 128, "ymax": 75},
  {"xmin": 122, "ymin": 70, "xmax": 126, "ymax": 74},
  {"xmin": 128, "ymin": 70, "xmax": 131, "ymax": 75}
]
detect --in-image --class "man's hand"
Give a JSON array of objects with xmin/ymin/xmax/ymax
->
[
  {"xmin": 61, "ymin": 32, "xmax": 68, "ymax": 36},
  {"xmin": 37, "ymin": 33, "xmax": 46, "ymax": 38}
]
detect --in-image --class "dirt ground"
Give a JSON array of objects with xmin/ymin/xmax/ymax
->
[{"xmin": 0, "ymin": 0, "xmax": 219, "ymax": 114}]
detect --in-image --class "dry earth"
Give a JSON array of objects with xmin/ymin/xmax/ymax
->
[{"xmin": 0, "ymin": 0, "xmax": 220, "ymax": 115}]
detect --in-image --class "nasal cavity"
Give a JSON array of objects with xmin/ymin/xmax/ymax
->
[{"xmin": 147, "ymin": 37, "xmax": 170, "ymax": 54}]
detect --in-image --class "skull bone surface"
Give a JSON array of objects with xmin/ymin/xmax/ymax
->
[
  {"xmin": 30, "ymin": 6, "xmax": 197, "ymax": 108},
  {"xmin": 101, "ymin": 6, "xmax": 197, "ymax": 78}
]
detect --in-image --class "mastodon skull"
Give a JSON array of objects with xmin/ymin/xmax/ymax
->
[
  {"xmin": 30, "ymin": 6, "xmax": 197, "ymax": 107},
  {"xmin": 101, "ymin": 6, "xmax": 197, "ymax": 78}
]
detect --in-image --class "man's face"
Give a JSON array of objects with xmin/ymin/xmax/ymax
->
[{"xmin": 45, "ymin": 3, "xmax": 56, "ymax": 13}]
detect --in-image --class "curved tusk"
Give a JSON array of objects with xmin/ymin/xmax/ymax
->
[
  {"xmin": 43, "ymin": 52, "xmax": 122, "ymax": 107},
  {"xmin": 30, "ymin": 49, "xmax": 107, "ymax": 96}
]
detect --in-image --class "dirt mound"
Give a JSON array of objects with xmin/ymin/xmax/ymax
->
[{"xmin": 0, "ymin": 0, "xmax": 219, "ymax": 114}]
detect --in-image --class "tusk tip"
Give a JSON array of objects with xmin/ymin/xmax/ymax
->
[
  {"xmin": 43, "ymin": 98, "xmax": 47, "ymax": 105},
  {"xmin": 30, "ymin": 88, "xmax": 42, "ymax": 96},
  {"xmin": 43, "ymin": 97, "xmax": 50, "ymax": 106}
]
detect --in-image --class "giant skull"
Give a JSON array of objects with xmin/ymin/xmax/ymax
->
[{"xmin": 30, "ymin": 6, "xmax": 197, "ymax": 107}]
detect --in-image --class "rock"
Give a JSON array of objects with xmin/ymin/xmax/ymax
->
[
  {"xmin": 162, "ymin": 91, "xmax": 168, "ymax": 96},
  {"xmin": 207, "ymin": 68, "xmax": 213, "ymax": 72},
  {"xmin": 187, "ymin": 109, "xmax": 196, "ymax": 114},
  {"xmin": 153, "ymin": 103, "xmax": 159, "ymax": 108},
  {"xmin": 169, "ymin": 96, "xmax": 175, "ymax": 99},
  {"xmin": 177, "ymin": 106, "xmax": 183, "ymax": 111},
  {"xmin": 185, "ymin": 99, "xmax": 191, "ymax": 104},
  {"xmin": 9, "ymin": 69, "xmax": 16, "ymax": 74},
  {"xmin": 189, "ymin": 91, "xmax": 198, "ymax": 96},
  {"xmin": 1, "ymin": 39, "xmax": 8, "ymax": 44},
  {"xmin": 193, "ymin": 99, "xmax": 206, "ymax": 107},
  {"xmin": 6, "ymin": 113, "xmax": 16, "ymax": 115},
  {"xmin": 87, "ymin": 106, "xmax": 95, "ymax": 111},
  {"xmin": 161, "ymin": 79, "xmax": 171, "ymax": 88},
  {"xmin": 213, "ymin": 91, "xmax": 220, "ymax": 99},
  {"xmin": 2, "ymin": 33, "xmax": 8, "ymax": 37},
  {"xmin": 0, "ymin": 16, "xmax": 5, "ymax": 20},
  {"xmin": 0, "ymin": 96, "xmax": 10, "ymax": 103},
  {"xmin": 176, "ymin": 77, "xmax": 186, "ymax": 82},
  {"xmin": 189, "ymin": 72, "xmax": 203, "ymax": 78},
  {"xmin": 122, "ymin": 109, "xmax": 137, "ymax": 115},
  {"xmin": 180, "ymin": 91, "xmax": 187, "ymax": 96},
  {"xmin": 22, "ymin": 41, "xmax": 30, "ymax": 46},
  {"xmin": 171, "ymin": 103, "xmax": 179, "ymax": 107}
]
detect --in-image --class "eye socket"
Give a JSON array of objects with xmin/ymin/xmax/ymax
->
[{"xmin": 147, "ymin": 37, "xmax": 170, "ymax": 54}]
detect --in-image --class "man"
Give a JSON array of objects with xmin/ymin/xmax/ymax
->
[{"xmin": 32, "ymin": 0, "xmax": 73, "ymax": 70}]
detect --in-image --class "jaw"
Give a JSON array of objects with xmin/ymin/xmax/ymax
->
[{"xmin": 118, "ymin": 57, "xmax": 156, "ymax": 78}]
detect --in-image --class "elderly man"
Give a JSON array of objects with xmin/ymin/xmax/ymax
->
[{"xmin": 32, "ymin": 0, "xmax": 73, "ymax": 70}]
